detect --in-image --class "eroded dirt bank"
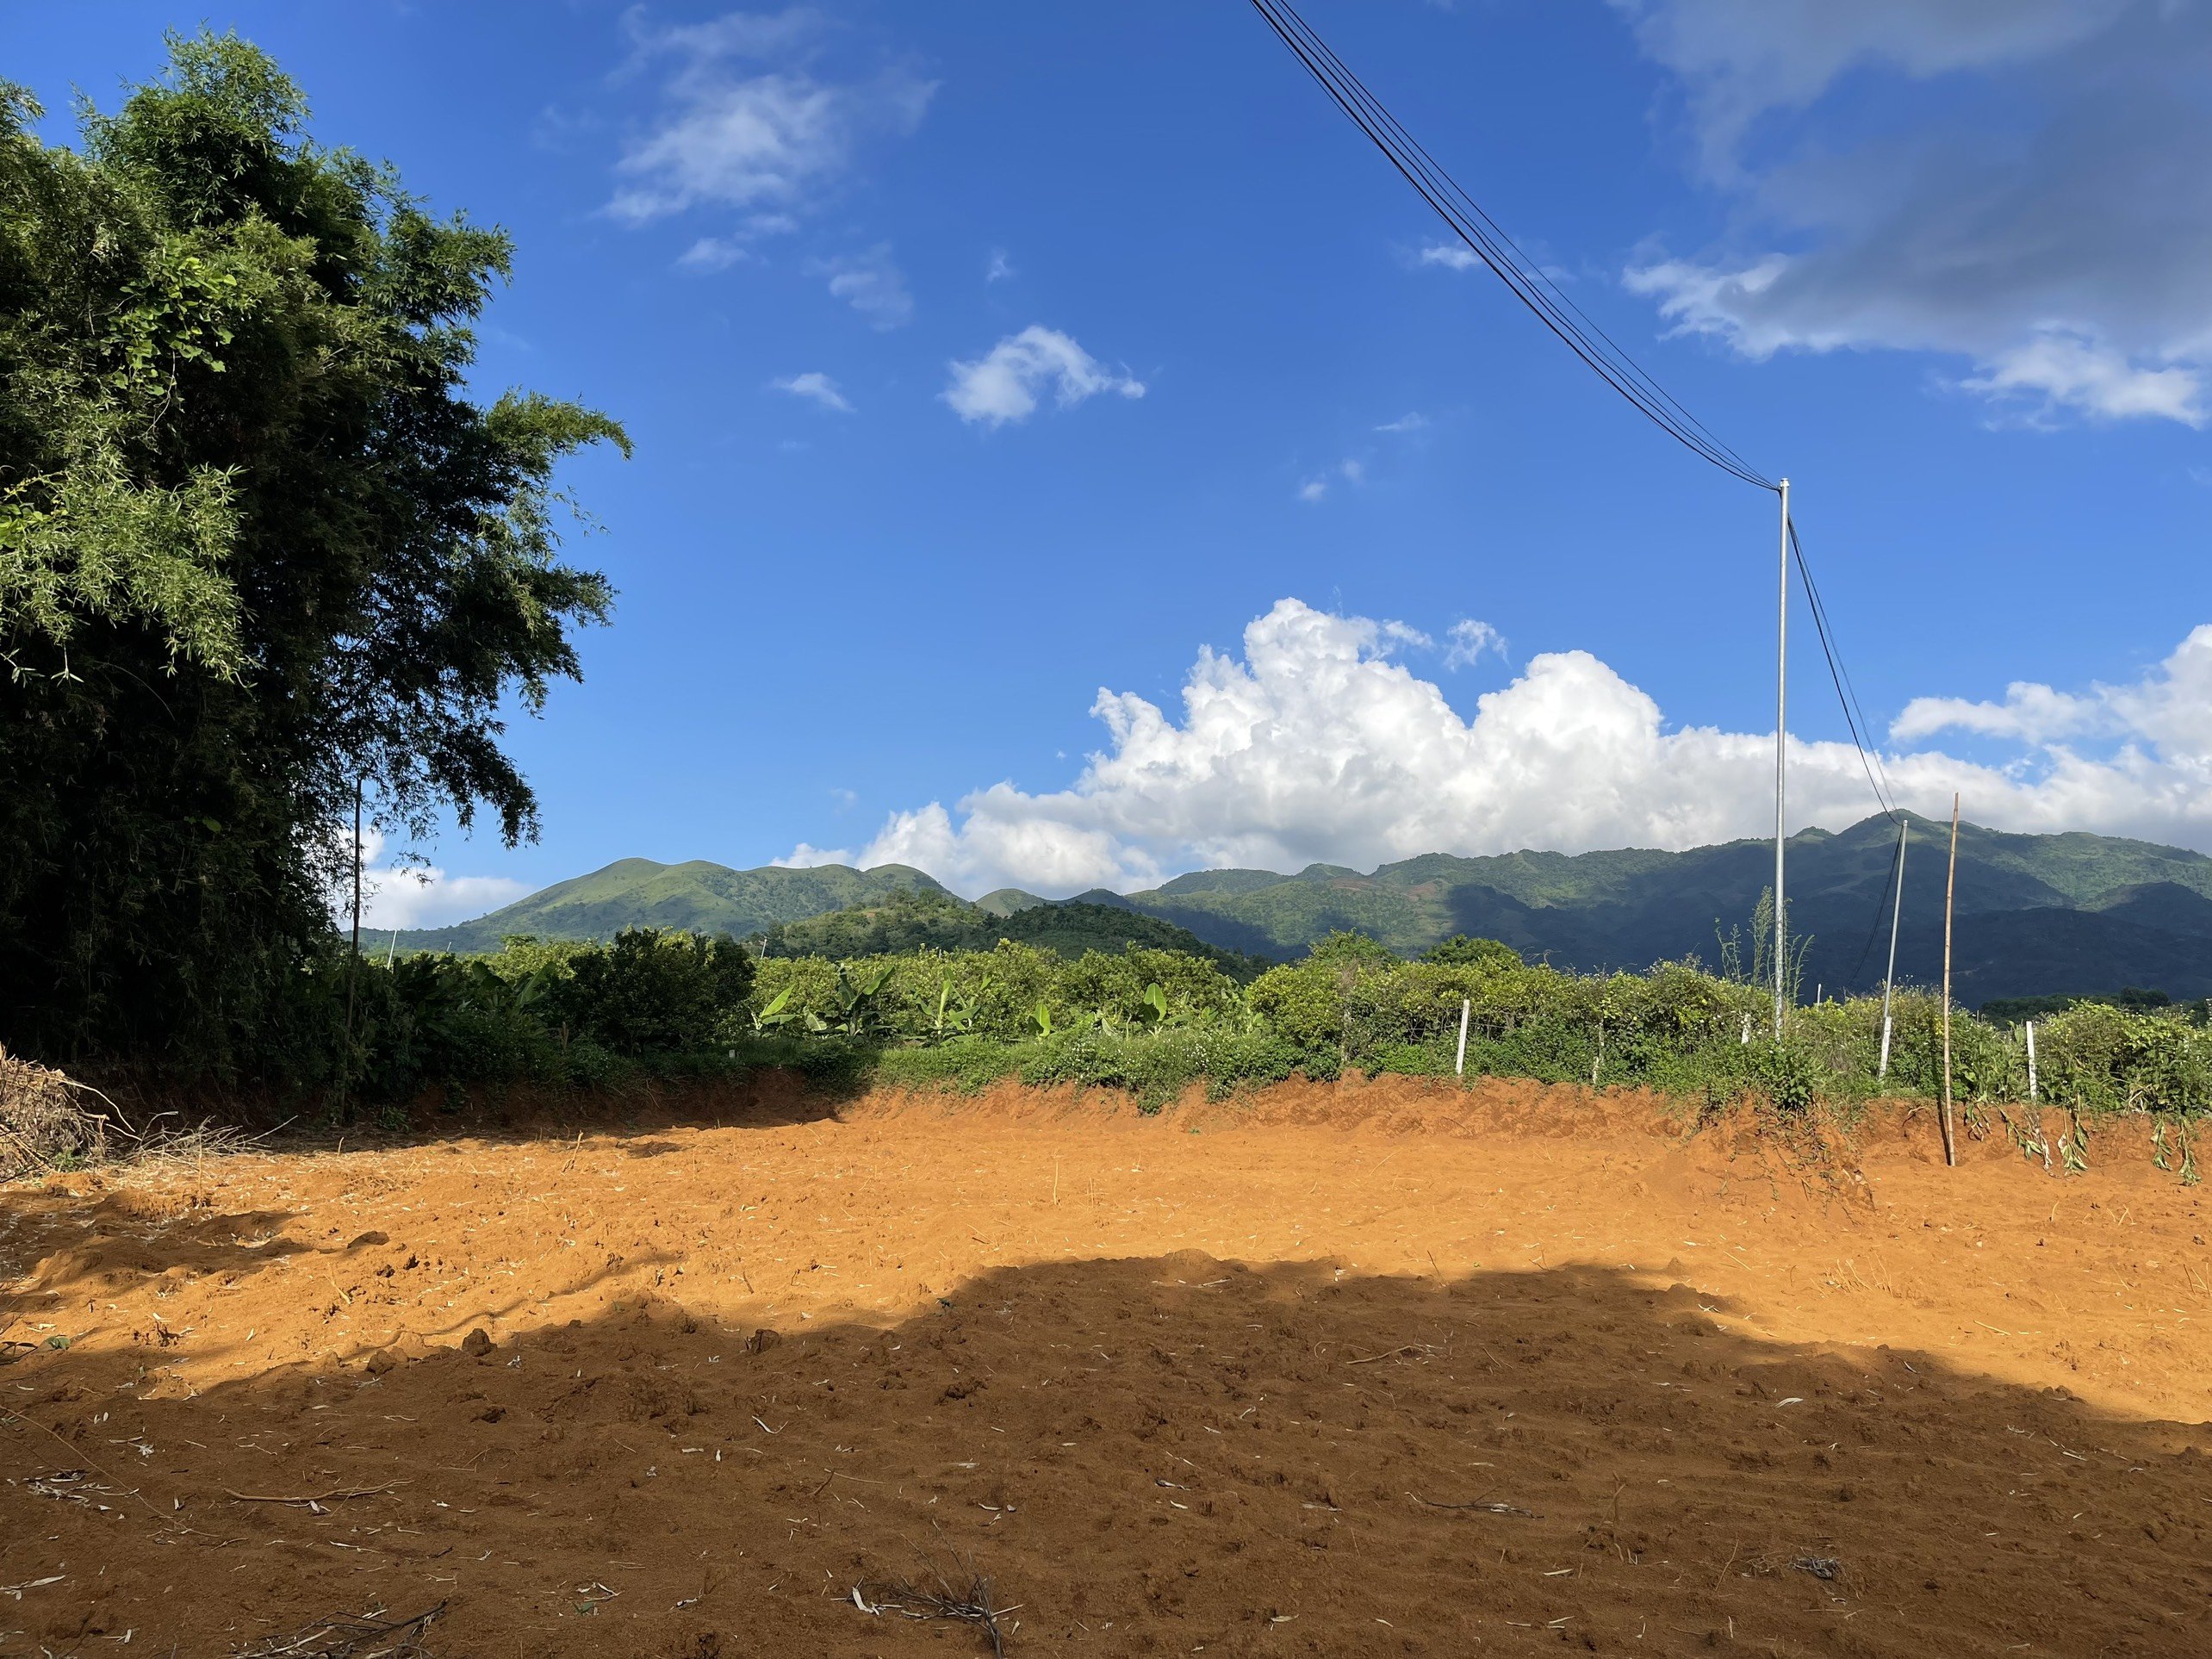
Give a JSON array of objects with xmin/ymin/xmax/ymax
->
[{"xmin": 4, "ymin": 1076, "xmax": 2209, "ymax": 1656}]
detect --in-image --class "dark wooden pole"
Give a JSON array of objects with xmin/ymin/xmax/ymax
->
[
  {"xmin": 1940, "ymin": 792, "xmax": 1960, "ymax": 1168},
  {"xmin": 341, "ymin": 782, "xmax": 363, "ymax": 1114}
]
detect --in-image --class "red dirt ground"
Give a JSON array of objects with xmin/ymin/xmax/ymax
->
[{"xmin": 4, "ymin": 1076, "xmax": 2210, "ymax": 1656}]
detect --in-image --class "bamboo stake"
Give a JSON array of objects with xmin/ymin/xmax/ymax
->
[{"xmin": 1940, "ymin": 792, "xmax": 1960, "ymax": 1168}]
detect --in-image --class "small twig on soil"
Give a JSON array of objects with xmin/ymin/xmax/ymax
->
[
  {"xmin": 1408, "ymin": 1492, "xmax": 1535, "ymax": 1518},
  {"xmin": 1349, "ymin": 1343, "xmax": 1441, "ymax": 1365},
  {"xmin": 852, "ymin": 1537, "xmax": 1016, "ymax": 1657},
  {"xmin": 2, "ymin": 1412, "xmax": 172, "ymax": 1529},
  {"xmin": 234, "ymin": 1600, "xmax": 444, "ymax": 1657},
  {"xmin": 225, "ymin": 1481, "xmax": 402, "ymax": 1507}
]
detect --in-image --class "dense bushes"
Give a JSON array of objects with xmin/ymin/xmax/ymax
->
[
  {"xmin": 345, "ymin": 929, "xmax": 754, "ymax": 1105},
  {"xmin": 339, "ymin": 929, "xmax": 2212, "ymax": 1135}
]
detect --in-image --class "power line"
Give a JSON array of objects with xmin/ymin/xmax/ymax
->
[
  {"xmin": 1248, "ymin": 0, "xmax": 1774, "ymax": 490},
  {"xmin": 1252, "ymin": 0, "xmax": 1911, "ymax": 981},
  {"xmin": 1252, "ymin": 0, "xmax": 1900, "ymax": 822},
  {"xmin": 1789, "ymin": 519, "xmax": 1898, "ymax": 823}
]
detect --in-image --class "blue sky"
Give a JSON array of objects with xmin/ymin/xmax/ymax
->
[{"xmin": 14, "ymin": 1, "xmax": 2212, "ymax": 921}]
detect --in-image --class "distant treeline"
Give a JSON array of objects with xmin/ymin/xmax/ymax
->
[
  {"xmin": 753, "ymin": 887, "xmax": 1274, "ymax": 979},
  {"xmin": 334, "ymin": 929, "xmax": 2212, "ymax": 1149}
]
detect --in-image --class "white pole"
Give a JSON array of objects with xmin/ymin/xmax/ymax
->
[
  {"xmin": 1774, "ymin": 477, "xmax": 1790, "ymax": 1041},
  {"xmin": 1878, "ymin": 818, "xmax": 1907, "ymax": 1080},
  {"xmin": 1455, "ymin": 997, "xmax": 1470, "ymax": 1077},
  {"xmin": 2026, "ymin": 1019, "xmax": 2038, "ymax": 1103}
]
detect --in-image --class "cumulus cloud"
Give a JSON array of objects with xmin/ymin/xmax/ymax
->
[
  {"xmin": 1418, "ymin": 244, "xmax": 1482, "ymax": 271},
  {"xmin": 1894, "ymin": 627, "xmax": 2212, "ymax": 754},
  {"xmin": 808, "ymin": 244, "xmax": 912, "ymax": 328},
  {"xmin": 339, "ymin": 829, "xmax": 531, "ymax": 933},
  {"xmin": 1614, "ymin": 1, "xmax": 2212, "ymax": 426},
  {"xmin": 1375, "ymin": 412, "xmax": 1429, "ymax": 434},
  {"xmin": 784, "ymin": 600, "xmax": 2212, "ymax": 896},
  {"xmin": 985, "ymin": 246, "xmax": 1015, "ymax": 283},
  {"xmin": 609, "ymin": 7, "xmax": 933, "ymax": 245},
  {"xmin": 771, "ymin": 370, "xmax": 852, "ymax": 412},
  {"xmin": 942, "ymin": 326, "xmax": 1146, "ymax": 427}
]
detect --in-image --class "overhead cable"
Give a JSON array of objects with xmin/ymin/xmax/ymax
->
[{"xmin": 1248, "ymin": 0, "xmax": 1774, "ymax": 490}]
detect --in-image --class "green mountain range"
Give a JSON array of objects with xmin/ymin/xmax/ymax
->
[
  {"xmin": 390, "ymin": 859, "xmax": 949, "ymax": 954},
  {"xmin": 394, "ymin": 814, "xmax": 2212, "ymax": 1004}
]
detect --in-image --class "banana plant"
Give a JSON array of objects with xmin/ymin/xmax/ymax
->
[
  {"xmin": 749, "ymin": 985, "xmax": 798, "ymax": 1035},
  {"xmin": 826, "ymin": 962, "xmax": 897, "ymax": 1036}
]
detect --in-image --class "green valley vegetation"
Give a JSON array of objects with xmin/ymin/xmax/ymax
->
[
  {"xmin": 402, "ymin": 813, "xmax": 2212, "ymax": 1008},
  {"xmin": 0, "ymin": 34, "xmax": 624, "ymax": 1077},
  {"xmin": 345, "ymin": 926, "xmax": 2212, "ymax": 1161}
]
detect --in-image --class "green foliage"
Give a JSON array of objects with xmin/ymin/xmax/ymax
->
[
  {"xmin": 0, "ymin": 33, "xmax": 624, "ymax": 1073},
  {"xmin": 758, "ymin": 887, "xmax": 1272, "ymax": 979},
  {"xmin": 1980, "ymin": 986, "xmax": 2178, "ymax": 1026},
  {"xmin": 342, "ymin": 928, "xmax": 750, "ymax": 1103},
  {"xmin": 1423, "ymin": 935, "xmax": 1522, "ymax": 969}
]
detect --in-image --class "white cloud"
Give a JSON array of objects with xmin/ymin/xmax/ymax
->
[
  {"xmin": 771, "ymin": 370, "xmax": 853, "ymax": 412},
  {"xmin": 677, "ymin": 235, "xmax": 755, "ymax": 272},
  {"xmin": 1418, "ymin": 244, "xmax": 1482, "ymax": 271},
  {"xmin": 774, "ymin": 842, "xmax": 853, "ymax": 869},
  {"xmin": 1444, "ymin": 618, "xmax": 1506, "ymax": 669},
  {"xmin": 942, "ymin": 326, "xmax": 1146, "ymax": 427},
  {"xmin": 609, "ymin": 8, "xmax": 933, "ymax": 241},
  {"xmin": 1614, "ymin": 2, "xmax": 2212, "ymax": 426},
  {"xmin": 985, "ymin": 246, "xmax": 1015, "ymax": 283},
  {"xmin": 1375, "ymin": 412, "xmax": 1429, "ymax": 433},
  {"xmin": 787, "ymin": 600, "xmax": 2212, "ymax": 896},
  {"xmin": 339, "ymin": 829, "xmax": 533, "ymax": 932},
  {"xmin": 1959, "ymin": 328, "xmax": 2203, "ymax": 428},
  {"xmin": 1299, "ymin": 456, "xmax": 1368, "ymax": 503},
  {"xmin": 1894, "ymin": 627, "xmax": 2212, "ymax": 755},
  {"xmin": 808, "ymin": 244, "xmax": 911, "ymax": 328}
]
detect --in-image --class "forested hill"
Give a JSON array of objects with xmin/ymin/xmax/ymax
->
[
  {"xmin": 397, "ymin": 815, "xmax": 2212, "ymax": 1004},
  {"xmin": 1088, "ymin": 813, "xmax": 2212, "ymax": 1004},
  {"xmin": 390, "ymin": 861, "xmax": 952, "ymax": 954}
]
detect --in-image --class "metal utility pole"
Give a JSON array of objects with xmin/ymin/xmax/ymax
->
[
  {"xmin": 1773, "ymin": 478, "xmax": 1790, "ymax": 1040},
  {"xmin": 1878, "ymin": 817, "xmax": 1908, "ymax": 1081}
]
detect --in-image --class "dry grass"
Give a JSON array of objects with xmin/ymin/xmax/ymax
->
[{"xmin": 0, "ymin": 1044, "xmax": 107, "ymax": 1182}]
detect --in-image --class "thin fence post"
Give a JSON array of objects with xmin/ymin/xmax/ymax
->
[
  {"xmin": 2026, "ymin": 1020, "xmax": 2038, "ymax": 1103},
  {"xmin": 1878, "ymin": 817, "xmax": 1907, "ymax": 1082},
  {"xmin": 1940, "ymin": 792, "xmax": 1960, "ymax": 1169},
  {"xmin": 1455, "ymin": 998, "xmax": 1469, "ymax": 1078}
]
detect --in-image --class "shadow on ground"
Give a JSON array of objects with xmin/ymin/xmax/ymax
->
[{"xmin": 7, "ymin": 1239, "xmax": 2210, "ymax": 1657}]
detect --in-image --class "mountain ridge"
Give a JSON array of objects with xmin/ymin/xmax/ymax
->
[{"xmin": 391, "ymin": 815, "xmax": 2212, "ymax": 1003}]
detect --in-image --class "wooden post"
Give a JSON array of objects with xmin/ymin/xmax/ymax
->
[
  {"xmin": 1940, "ymin": 792, "xmax": 1960, "ymax": 1168},
  {"xmin": 340, "ymin": 781, "xmax": 363, "ymax": 1117}
]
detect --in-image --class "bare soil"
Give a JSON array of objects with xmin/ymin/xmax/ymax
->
[{"xmin": 4, "ymin": 1076, "xmax": 2210, "ymax": 1656}]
